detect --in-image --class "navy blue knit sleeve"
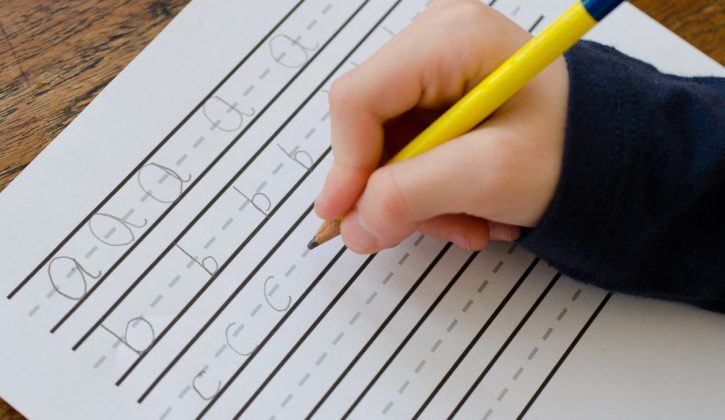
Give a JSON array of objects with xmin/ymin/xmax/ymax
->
[{"xmin": 519, "ymin": 40, "xmax": 725, "ymax": 313}]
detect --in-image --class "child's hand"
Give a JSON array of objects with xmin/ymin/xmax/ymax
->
[{"xmin": 314, "ymin": 0, "xmax": 569, "ymax": 254}]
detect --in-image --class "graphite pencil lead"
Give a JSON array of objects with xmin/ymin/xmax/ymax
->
[{"xmin": 308, "ymin": 219, "xmax": 342, "ymax": 249}]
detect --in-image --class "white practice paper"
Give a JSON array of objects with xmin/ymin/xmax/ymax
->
[{"xmin": 1, "ymin": 1, "xmax": 723, "ymax": 419}]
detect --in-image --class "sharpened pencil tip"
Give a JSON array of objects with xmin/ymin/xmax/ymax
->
[{"xmin": 309, "ymin": 218, "xmax": 342, "ymax": 249}]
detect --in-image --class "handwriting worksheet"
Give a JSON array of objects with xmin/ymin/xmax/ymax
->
[{"xmin": 1, "ymin": 0, "xmax": 724, "ymax": 419}]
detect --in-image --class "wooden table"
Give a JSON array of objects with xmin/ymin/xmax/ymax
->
[{"xmin": 0, "ymin": 0, "xmax": 722, "ymax": 418}]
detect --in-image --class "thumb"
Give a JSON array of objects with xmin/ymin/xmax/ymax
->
[{"xmin": 341, "ymin": 129, "xmax": 507, "ymax": 253}]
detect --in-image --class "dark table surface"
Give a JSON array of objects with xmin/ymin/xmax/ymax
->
[{"xmin": 0, "ymin": 0, "xmax": 723, "ymax": 418}]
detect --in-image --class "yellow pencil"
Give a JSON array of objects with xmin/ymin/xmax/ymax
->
[{"xmin": 309, "ymin": 0, "xmax": 624, "ymax": 249}]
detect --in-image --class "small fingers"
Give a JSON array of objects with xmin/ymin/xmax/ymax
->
[
  {"xmin": 417, "ymin": 216, "xmax": 521, "ymax": 248},
  {"xmin": 488, "ymin": 221, "xmax": 522, "ymax": 242},
  {"xmin": 417, "ymin": 214, "xmax": 490, "ymax": 250}
]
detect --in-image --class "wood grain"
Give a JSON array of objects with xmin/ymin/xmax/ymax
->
[
  {"xmin": 0, "ymin": 0, "xmax": 190, "ymax": 192},
  {"xmin": 633, "ymin": 0, "xmax": 725, "ymax": 61},
  {"xmin": 0, "ymin": 0, "xmax": 722, "ymax": 418}
]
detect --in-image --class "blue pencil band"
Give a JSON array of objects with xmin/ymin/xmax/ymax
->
[{"xmin": 582, "ymin": 0, "xmax": 625, "ymax": 21}]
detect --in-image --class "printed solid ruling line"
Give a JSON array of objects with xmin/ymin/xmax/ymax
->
[
  {"xmin": 304, "ymin": 245, "xmax": 459, "ymax": 418},
  {"xmin": 313, "ymin": 251, "xmax": 478, "ymax": 419},
  {"xmin": 133, "ymin": 202, "xmax": 331, "ymax": 400},
  {"xmin": 197, "ymin": 252, "xmax": 374, "ymax": 419},
  {"xmin": 412, "ymin": 257, "xmax": 540, "ymax": 418},
  {"xmin": 125, "ymin": 0, "xmax": 401, "ymax": 397},
  {"xmin": 78, "ymin": 145, "xmax": 329, "ymax": 355},
  {"xmin": 518, "ymin": 293, "xmax": 612, "ymax": 419},
  {"xmin": 53, "ymin": 0, "xmax": 370, "ymax": 334},
  {"xmin": 448, "ymin": 274, "xmax": 561, "ymax": 419},
  {"xmin": 120, "ymin": 192, "xmax": 321, "ymax": 388},
  {"xmin": 7, "ymin": 0, "xmax": 306, "ymax": 300},
  {"xmin": 71, "ymin": 0, "xmax": 372, "ymax": 342},
  {"xmin": 234, "ymin": 243, "xmax": 453, "ymax": 419},
  {"xmin": 528, "ymin": 14, "xmax": 545, "ymax": 33},
  {"xmin": 73, "ymin": 0, "xmax": 373, "ymax": 346}
]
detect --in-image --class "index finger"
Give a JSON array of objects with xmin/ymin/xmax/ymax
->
[{"xmin": 314, "ymin": 0, "xmax": 528, "ymax": 220}]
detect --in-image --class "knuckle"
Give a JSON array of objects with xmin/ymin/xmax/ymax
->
[
  {"xmin": 440, "ymin": 0, "xmax": 491, "ymax": 24},
  {"xmin": 428, "ymin": 1, "xmax": 506, "ymax": 65}
]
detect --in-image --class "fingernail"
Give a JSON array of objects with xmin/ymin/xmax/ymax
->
[
  {"xmin": 489, "ymin": 224, "xmax": 513, "ymax": 242},
  {"xmin": 448, "ymin": 231, "xmax": 469, "ymax": 250},
  {"xmin": 342, "ymin": 210, "xmax": 377, "ymax": 253}
]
